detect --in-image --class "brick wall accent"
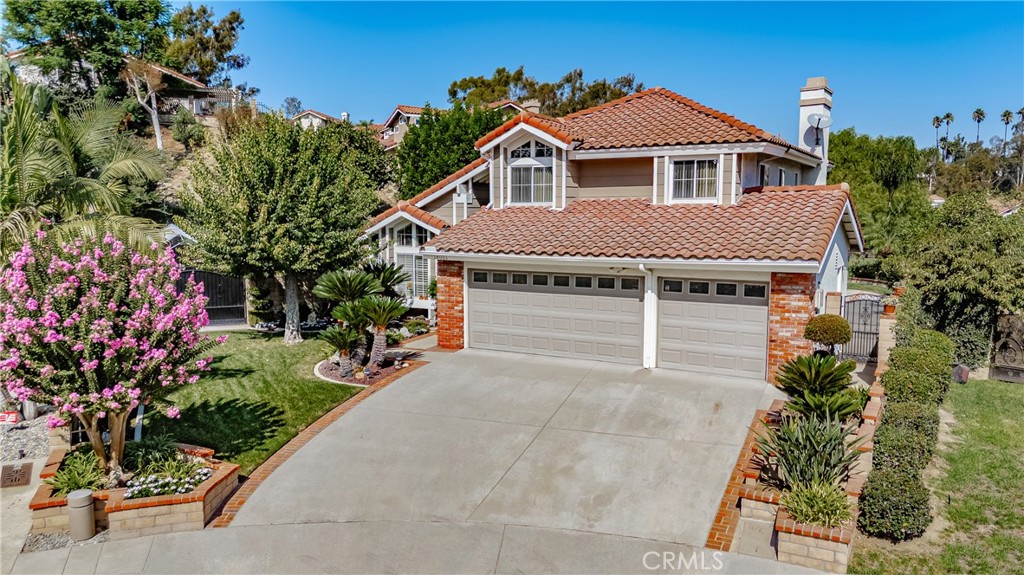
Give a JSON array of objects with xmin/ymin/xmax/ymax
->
[
  {"xmin": 436, "ymin": 260, "xmax": 465, "ymax": 350},
  {"xmin": 768, "ymin": 272, "xmax": 816, "ymax": 383}
]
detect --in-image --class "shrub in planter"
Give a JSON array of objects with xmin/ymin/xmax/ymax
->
[
  {"xmin": 404, "ymin": 317, "xmax": 429, "ymax": 334},
  {"xmin": 881, "ymin": 368, "xmax": 943, "ymax": 405},
  {"xmin": 781, "ymin": 480, "xmax": 852, "ymax": 528},
  {"xmin": 873, "ymin": 425, "xmax": 934, "ymax": 474},
  {"xmin": 45, "ymin": 450, "xmax": 106, "ymax": 496},
  {"xmin": 123, "ymin": 434, "xmax": 178, "ymax": 473},
  {"xmin": 776, "ymin": 355, "xmax": 860, "ymax": 420},
  {"xmin": 755, "ymin": 414, "xmax": 863, "ymax": 490},
  {"xmin": 803, "ymin": 314, "xmax": 852, "ymax": 355},
  {"xmin": 858, "ymin": 467, "xmax": 932, "ymax": 540},
  {"xmin": 881, "ymin": 401, "xmax": 940, "ymax": 446}
]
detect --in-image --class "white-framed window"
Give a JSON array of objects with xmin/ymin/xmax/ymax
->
[
  {"xmin": 777, "ymin": 168, "xmax": 785, "ymax": 186},
  {"xmin": 508, "ymin": 140, "xmax": 555, "ymax": 204},
  {"xmin": 399, "ymin": 116, "xmax": 407, "ymax": 124},
  {"xmin": 396, "ymin": 225, "xmax": 413, "ymax": 246},
  {"xmin": 794, "ymin": 171, "xmax": 801, "ymax": 186},
  {"xmin": 759, "ymin": 164, "xmax": 769, "ymax": 186},
  {"xmin": 672, "ymin": 159, "xmax": 718, "ymax": 201}
]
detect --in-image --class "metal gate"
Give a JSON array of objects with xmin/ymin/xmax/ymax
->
[
  {"xmin": 178, "ymin": 270, "xmax": 246, "ymax": 324},
  {"xmin": 842, "ymin": 294, "xmax": 882, "ymax": 361}
]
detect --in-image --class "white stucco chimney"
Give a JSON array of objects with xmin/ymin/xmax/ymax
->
[
  {"xmin": 340, "ymin": 111, "xmax": 350, "ymax": 122},
  {"xmin": 798, "ymin": 77, "xmax": 832, "ymax": 185}
]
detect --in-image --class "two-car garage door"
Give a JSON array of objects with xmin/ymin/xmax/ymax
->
[{"xmin": 466, "ymin": 269, "xmax": 769, "ymax": 380}]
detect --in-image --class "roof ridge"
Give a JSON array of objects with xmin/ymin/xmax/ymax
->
[
  {"xmin": 559, "ymin": 88, "xmax": 662, "ymax": 121},
  {"xmin": 651, "ymin": 88, "xmax": 775, "ymax": 143},
  {"xmin": 407, "ymin": 157, "xmax": 488, "ymax": 206}
]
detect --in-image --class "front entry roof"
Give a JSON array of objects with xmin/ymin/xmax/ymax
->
[{"xmin": 423, "ymin": 185, "xmax": 858, "ymax": 264}]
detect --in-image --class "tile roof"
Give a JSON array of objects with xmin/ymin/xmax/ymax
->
[
  {"xmin": 293, "ymin": 109, "xmax": 342, "ymax": 123},
  {"xmin": 474, "ymin": 87, "xmax": 815, "ymax": 155},
  {"xmin": 395, "ymin": 105, "xmax": 426, "ymax": 115},
  {"xmin": 406, "ymin": 157, "xmax": 488, "ymax": 206},
  {"xmin": 424, "ymin": 186, "xmax": 853, "ymax": 262},
  {"xmin": 368, "ymin": 201, "xmax": 449, "ymax": 231}
]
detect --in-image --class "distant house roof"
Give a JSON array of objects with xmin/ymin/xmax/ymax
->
[
  {"xmin": 424, "ymin": 185, "xmax": 859, "ymax": 263},
  {"xmin": 292, "ymin": 109, "xmax": 342, "ymax": 123},
  {"xmin": 475, "ymin": 87, "xmax": 816, "ymax": 157}
]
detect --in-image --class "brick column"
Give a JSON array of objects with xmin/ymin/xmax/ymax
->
[
  {"xmin": 768, "ymin": 272, "xmax": 816, "ymax": 384},
  {"xmin": 436, "ymin": 260, "xmax": 465, "ymax": 350}
]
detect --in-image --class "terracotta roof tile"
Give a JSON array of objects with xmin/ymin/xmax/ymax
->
[
  {"xmin": 292, "ymin": 109, "xmax": 342, "ymax": 123},
  {"xmin": 424, "ymin": 188, "xmax": 851, "ymax": 262},
  {"xmin": 395, "ymin": 104, "xmax": 425, "ymax": 115},
  {"xmin": 406, "ymin": 157, "xmax": 488, "ymax": 206},
  {"xmin": 368, "ymin": 201, "xmax": 449, "ymax": 231},
  {"xmin": 473, "ymin": 87, "xmax": 815, "ymax": 156}
]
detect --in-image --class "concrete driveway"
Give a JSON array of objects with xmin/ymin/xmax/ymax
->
[{"xmin": 12, "ymin": 349, "xmax": 802, "ymax": 574}]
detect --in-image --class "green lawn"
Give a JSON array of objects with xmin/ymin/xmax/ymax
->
[
  {"xmin": 850, "ymin": 380, "xmax": 1024, "ymax": 574},
  {"xmin": 145, "ymin": 331, "xmax": 360, "ymax": 475},
  {"xmin": 848, "ymin": 281, "xmax": 892, "ymax": 296}
]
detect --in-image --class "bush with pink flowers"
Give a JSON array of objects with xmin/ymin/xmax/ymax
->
[{"xmin": 0, "ymin": 231, "xmax": 224, "ymax": 474}]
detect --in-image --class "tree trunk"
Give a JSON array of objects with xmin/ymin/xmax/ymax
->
[
  {"xmin": 106, "ymin": 410, "xmax": 129, "ymax": 472},
  {"xmin": 283, "ymin": 274, "xmax": 303, "ymax": 344},
  {"xmin": 77, "ymin": 413, "xmax": 108, "ymax": 469},
  {"xmin": 339, "ymin": 351, "xmax": 354, "ymax": 378},
  {"xmin": 149, "ymin": 92, "xmax": 163, "ymax": 150},
  {"xmin": 351, "ymin": 335, "xmax": 367, "ymax": 367},
  {"xmin": 370, "ymin": 327, "xmax": 387, "ymax": 367}
]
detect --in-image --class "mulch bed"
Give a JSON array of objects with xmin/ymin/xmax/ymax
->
[{"xmin": 316, "ymin": 360, "xmax": 405, "ymax": 386}]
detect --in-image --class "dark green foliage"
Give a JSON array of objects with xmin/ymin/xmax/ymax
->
[
  {"xmin": 45, "ymin": 450, "xmax": 105, "ymax": 496},
  {"xmin": 881, "ymin": 369, "xmax": 943, "ymax": 404},
  {"xmin": 166, "ymin": 4, "xmax": 248, "ymax": 86},
  {"xmin": 782, "ymin": 481, "xmax": 852, "ymax": 528},
  {"xmin": 755, "ymin": 415, "xmax": 862, "ymax": 490},
  {"xmin": 313, "ymin": 270, "xmax": 382, "ymax": 303},
  {"xmin": 803, "ymin": 314, "xmax": 852, "ymax": 348},
  {"xmin": 404, "ymin": 317, "xmax": 429, "ymax": 334},
  {"xmin": 123, "ymin": 434, "xmax": 177, "ymax": 473},
  {"xmin": 874, "ymin": 425, "xmax": 934, "ymax": 474},
  {"xmin": 170, "ymin": 107, "xmax": 205, "ymax": 151},
  {"xmin": 909, "ymin": 329, "xmax": 957, "ymax": 364},
  {"xmin": 776, "ymin": 355, "xmax": 860, "ymax": 420},
  {"xmin": 386, "ymin": 330, "xmax": 405, "ymax": 345},
  {"xmin": 362, "ymin": 261, "xmax": 411, "ymax": 298},
  {"xmin": 881, "ymin": 401, "xmax": 940, "ymax": 446},
  {"xmin": 849, "ymin": 255, "xmax": 883, "ymax": 280},
  {"xmin": 890, "ymin": 346, "xmax": 951, "ymax": 380},
  {"xmin": 397, "ymin": 102, "xmax": 509, "ymax": 199},
  {"xmin": 859, "ymin": 468, "xmax": 932, "ymax": 541}
]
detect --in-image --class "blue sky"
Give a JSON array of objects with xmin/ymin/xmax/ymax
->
[{"xmin": 192, "ymin": 2, "xmax": 1021, "ymax": 146}]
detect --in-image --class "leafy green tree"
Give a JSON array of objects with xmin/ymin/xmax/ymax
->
[
  {"xmin": 397, "ymin": 101, "xmax": 508, "ymax": 199},
  {"xmin": 448, "ymin": 66, "xmax": 535, "ymax": 107},
  {"xmin": 181, "ymin": 114, "xmax": 381, "ymax": 344},
  {"xmin": 170, "ymin": 107, "xmax": 205, "ymax": 151},
  {"xmin": 2, "ymin": 0, "xmax": 170, "ymax": 107},
  {"xmin": 0, "ymin": 58, "xmax": 165, "ymax": 259},
  {"xmin": 899, "ymin": 192, "xmax": 1024, "ymax": 366},
  {"xmin": 166, "ymin": 4, "xmax": 248, "ymax": 87},
  {"xmin": 869, "ymin": 135, "xmax": 920, "ymax": 207},
  {"xmin": 282, "ymin": 96, "xmax": 303, "ymax": 118}
]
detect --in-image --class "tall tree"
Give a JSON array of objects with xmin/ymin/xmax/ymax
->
[
  {"xmin": 120, "ymin": 59, "xmax": 165, "ymax": 150},
  {"xmin": 1001, "ymin": 109, "xmax": 1013, "ymax": 156},
  {"xmin": 166, "ymin": 4, "xmax": 248, "ymax": 86},
  {"xmin": 2, "ymin": 0, "xmax": 170, "ymax": 107},
  {"xmin": 972, "ymin": 108, "xmax": 986, "ymax": 143},
  {"xmin": 932, "ymin": 116, "xmax": 942, "ymax": 151},
  {"xmin": 943, "ymin": 112, "xmax": 954, "ymax": 139},
  {"xmin": 0, "ymin": 58, "xmax": 165, "ymax": 259},
  {"xmin": 182, "ymin": 114, "xmax": 382, "ymax": 344},
  {"xmin": 447, "ymin": 66, "xmax": 535, "ymax": 107},
  {"xmin": 869, "ymin": 135, "xmax": 920, "ymax": 207},
  {"xmin": 283, "ymin": 96, "xmax": 303, "ymax": 118},
  {"xmin": 397, "ymin": 102, "xmax": 509, "ymax": 199}
]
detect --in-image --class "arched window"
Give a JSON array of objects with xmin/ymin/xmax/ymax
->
[{"xmin": 508, "ymin": 140, "xmax": 554, "ymax": 204}]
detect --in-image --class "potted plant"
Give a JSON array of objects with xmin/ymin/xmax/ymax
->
[
  {"xmin": 881, "ymin": 295, "xmax": 898, "ymax": 314},
  {"xmin": 892, "ymin": 281, "xmax": 906, "ymax": 297},
  {"xmin": 803, "ymin": 314, "xmax": 852, "ymax": 356}
]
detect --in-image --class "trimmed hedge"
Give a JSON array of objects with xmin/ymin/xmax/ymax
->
[
  {"xmin": 858, "ymin": 467, "xmax": 932, "ymax": 541},
  {"xmin": 881, "ymin": 401, "xmax": 940, "ymax": 446},
  {"xmin": 873, "ymin": 425, "xmax": 933, "ymax": 474},
  {"xmin": 881, "ymin": 369, "xmax": 943, "ymax": 404},
  {"xmin": 804, "ymin": 314, "xmax": 852, "ymax": 348}
]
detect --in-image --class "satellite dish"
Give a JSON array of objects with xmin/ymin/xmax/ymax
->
[{"xmin": 807, "ymin": 113, "xmax": 833, "ymax": 129}]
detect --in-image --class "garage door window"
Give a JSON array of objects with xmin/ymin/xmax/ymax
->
[
  {"xmin": 688, "ymin": 281, "xmax": 710, "ymax": 295},
  {"xmin": 716, "ymin": 283, "xmax": 738, "ymax": 296},
  {"xmin": 621, "ymin": 278, "xmax": 640, "ymax": 290},
  {"xmin": 663, "ymin": 279, "xmax": 683, "ymax": 293},
  {"xmin": 512, "ymin": 273, "xmax": 528, "ymax": 285},
  {"xmin": 553, "ymin": 275, "xmax": 570, "ymax": 287},
  {"xmin": 597, "ymin": 277, "xmax": 616, "ymax": 289},
  {"xmin": 744, "ymin": 284, "xmax": 767, "ymax": 299},
  {"xmin": 532, "ymin": 274, "xmax": 549, "ymax": 286},
  {"xmin": 473, "ymin": 271, "xmax": 488, "ymax": 283},
  {"xmin": 492, "ymin": 273, "xmax": 508, "ymax": 284},
  {"xmin": 575, "ymin": 276, "xmax": 593, "ymax": 288}
]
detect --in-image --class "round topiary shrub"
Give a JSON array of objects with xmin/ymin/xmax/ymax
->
[
  {"xmin": 858, "ymin": 468, "xmax": 932, "ymax": 540},
  {"xmin": 881, "ymin": 368, "xmax": 943, "ymax": 404},
  {"xmin": 873, "ymin": 425, "xmax": 934, "ymax": 474},
  {"xmin": 881, "ymin": 402, "xmax": 940, "ymax": 446},
  {"xmin": 909, "ymin": 329, "xmax": 956, "ymax": 362},
  {"xmin": 803, "ymin": 314, "xmax": 853, "ymax": 354}
]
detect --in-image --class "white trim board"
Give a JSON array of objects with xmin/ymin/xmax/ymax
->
[
  {"xmin": 363, "ymin": 211, "xmax": 444, "ymax": 236},
  {"xmin": 423, "ymin": 251, "xmax": 820, "ymax": 272}
]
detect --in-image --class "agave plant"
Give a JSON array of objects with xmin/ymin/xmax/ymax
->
[
  {"xmin": 363, "ymin": 261, "xmax": 411, "ymax": 298},
  {"xmin": 361, "ymin": 295, "xmax": 409, "ymax": 367},
  {"xmin": 755, "ymin": 414, "xmax": 863, "ymax": 490},
  {"xmin": 319, "ymin": 326, "xmax": 364, "ymax": 377},
  {"xmin": 331, "ymin": 300, "xmax": 371, "ymax": 366},
  {"xmin": 313, "ymin": 269, "xmax": 382, "ymax": 303}
]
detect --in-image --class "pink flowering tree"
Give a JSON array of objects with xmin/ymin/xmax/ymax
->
[{"xmin": 0, "ymin": 231, "xmax": 223, "ymax": 473}]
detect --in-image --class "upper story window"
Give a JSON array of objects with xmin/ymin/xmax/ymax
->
[
  {"xmin": 508, "ymin": 140, "xmax": 555, "ymax": 204},
  {"xmin": 672, "ymin": 159, "xmax": 718, "ymax": 201},
  {"xmin": 396, "ymin": 225, "xmax": 413, "ymax": 246},
  {"xmin": 794, "ymin": 171, "xmax": 801, "ymax": 186},
  {"xmin": 777, "ymin": 168, "xmax": 785, "ymax": 186},
  {"xmin": 416, "ymin": 227, "xmax": 430, "ymax": 245},
  {"xmin": 399, "ymin": 116, "xmax": 407, "ymax": 124}
]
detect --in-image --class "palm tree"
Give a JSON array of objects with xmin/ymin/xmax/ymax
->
[
  {"xmin": 363, "ymin": 261, "xmax": 411, "ymax": 298},
  {"xmin": 319, "ymin": 326, "xmax": 363, "ymax": 378},
  {"xmin": 1002, "ymin": 110, "xmax": 1014, "ymax": 156},
  {"xmin": 943, "ymin": 112, "xmax": 954, "ymax": 139},
  {"xmin": 972, "ymin": 108, "xmax": 985, "ymax": 143},
  {"xmin": 361, "ymin": 295, "xmax": 409, "ymax": 367},
  {"xmin": 1, "ymin": 57, "xmax": 164, "ymax": 259},
  {"xmin": 313, "ymin": 269, "xmax": 382, "ymax": 303},
  {"xmin": 331, "ymin": 300, "xmax": 371, "ymax": 366},
  {"xmin": 932, "ymin": 116, "xmax": 942, "ymax": 151}
]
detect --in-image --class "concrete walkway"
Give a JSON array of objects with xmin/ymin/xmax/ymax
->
[{"xmin": 12, "ymin": 349, "xmax": 800, "ymax": 574}]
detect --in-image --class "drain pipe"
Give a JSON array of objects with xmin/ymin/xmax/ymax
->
[{"xmin": 638, "ymin": 264, "xmax": 656, "ymax": 369}]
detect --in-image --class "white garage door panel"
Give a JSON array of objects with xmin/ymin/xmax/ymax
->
[
  {"xmin": 657, "ymin": 279, "xmax": 769, "ymax": 380},
  {"xmin": 468, "ymin": 270, "xmax": 645, "ymax": 365}
]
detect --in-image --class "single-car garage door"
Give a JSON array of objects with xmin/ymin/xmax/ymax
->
[
  {"xmin": 467, "ymin": 270, "xmax": 644, "ymax": 364},
  {"xmin": 657, "ymin": 278, "xmax": 769, "ymax": 379}
]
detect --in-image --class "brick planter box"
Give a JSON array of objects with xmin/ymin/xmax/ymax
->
[
  {"xmin": 738, "ymin": 484, "xmax": 780, "ymax": 522},
  {"xmin": 775, "ymin": 508, "xmax": 855, "ymax": 573},
  {"xmin": 29, "ymin": 444, "xmax": 239, "ymax": 540}
]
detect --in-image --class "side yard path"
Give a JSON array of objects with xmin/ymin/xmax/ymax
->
[{"xmin": 851, "ymin": 379, "xmax": 1024, "ymax": 574}]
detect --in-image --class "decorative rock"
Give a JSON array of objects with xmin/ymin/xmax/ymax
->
[{"xmin": 354, "ymin": 372, "xmax": 365, "ymax": 380}]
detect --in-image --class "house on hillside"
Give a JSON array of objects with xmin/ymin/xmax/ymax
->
[
  {"xmin": 292, "ymin": 109, "xmax": 350, "ymax": 130},
  {"xmin": 378, "ymin": 100, "xmax": 530, "ymax": 150},
  {"xmin": 365, "ymin": 77, "xmax": 862, "ymax": 383}
]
